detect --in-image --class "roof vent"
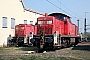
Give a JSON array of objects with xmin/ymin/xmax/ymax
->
[{"xmin": 45, "ymin": 13, "xmax": 48, "ymax": 16}]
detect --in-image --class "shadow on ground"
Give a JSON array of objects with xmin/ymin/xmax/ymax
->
[
  {"xmin": 72, "ymin": 44, "xmax": 90, "ymax": 51},
  {"xmin": 18, "ymin": 46, "xmax": 39, "ymax": 51}
]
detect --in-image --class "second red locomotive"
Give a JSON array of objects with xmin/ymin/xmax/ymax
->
[{"xmin": 12, "ymin": 24, "xmax": 37, "ymax": 46}]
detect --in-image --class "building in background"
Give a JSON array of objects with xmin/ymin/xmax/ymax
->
[{"xmin": 0, "ymin": 0, "xmax": 44, "ymax": 47}]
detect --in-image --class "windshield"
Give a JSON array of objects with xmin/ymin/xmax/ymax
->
[{"xmin": 38, "ymin": 20, "xmax": 52, "ymax": 24}]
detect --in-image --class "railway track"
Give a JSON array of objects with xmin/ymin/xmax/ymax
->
[
  {"xmin": 80, "ymin": 42, "xmax": 90, "ymax": 44},
  {"xmin": 0, "ymin": 42, "xmax": 90, "ymax": 60}
]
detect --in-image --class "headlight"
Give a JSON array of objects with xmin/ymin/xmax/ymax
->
[{"xmin": 16, "ymin": 27, "xmax": 19, "ymax": 30}]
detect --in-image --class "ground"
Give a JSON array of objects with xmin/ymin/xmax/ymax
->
[{"xmin": 0, "ymin": 42, "xmax": 90, "ymax": 60}]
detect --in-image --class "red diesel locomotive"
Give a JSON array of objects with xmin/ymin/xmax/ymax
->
[
  {"xmin": 30, "ymin": 13, "xmax": 81, "ymax": 49},
  {"xmin": 12, "ymin": 24, "xmax": 37, "ymax": 46}
]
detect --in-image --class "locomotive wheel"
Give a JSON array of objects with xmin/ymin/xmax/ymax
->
[
  {"xmin": 64, "ymin": 39, "xmax": 70, "ymax": 48},
  {"xmin": 67, "ymin": 40, "xmax": 70, "ymax": 47},
  {"xmin": 64, "ymin": 42, "xmax": 68, "ymax": 47},
  {"xmin": 74, "ymin": 44, "xmax": 76, "ymax": 47},
  {"xmin": 63, "ymin": 40, "xmax": 67, "ymax": 48}
]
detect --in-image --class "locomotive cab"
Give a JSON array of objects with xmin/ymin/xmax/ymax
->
[{"xmin": 37, "ymin": 16, "xmax": 53, "ymax": 34}]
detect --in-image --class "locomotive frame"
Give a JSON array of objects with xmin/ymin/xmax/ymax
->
[{"xmin": 30, "ymin": 13, "xmax": 81, "ymax": 50}]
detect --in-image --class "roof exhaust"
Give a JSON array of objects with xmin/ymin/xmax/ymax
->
[{"xmin": 45, "ymin": 13, "xmax": 48, "ymax": 16}]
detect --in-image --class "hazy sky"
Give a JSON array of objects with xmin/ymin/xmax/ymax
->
[{"xmin": 23, "ymin": 0, "xmax": 90, "ymax": 33}]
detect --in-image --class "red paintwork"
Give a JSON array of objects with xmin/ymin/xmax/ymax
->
[
  {"xmin": 34, "ymin": 25, "xmax": 37, "ymax": 35},
  {"xmin": 15, "ymin": 24, "xmax": 36, "ymax": 37},
  {"xmin": 75, "ymin": 25, "xmax": 78, "ymax": 35},
  {"xmin": 14, "ymin": 13, "xmax": 78, "ymax": 37},
  {"xmin": 37, "ymin": 13, "xmax": 78, "ymax": 36},
  {"xmin": 65, "ymin": 17, "xmax": 78, "ymax": 36}
]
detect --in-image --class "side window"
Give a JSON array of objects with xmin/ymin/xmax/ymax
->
[
  {"xmin": 69, "ymin": 18, "xmax": 71, "ymax": 22},
  {"xmin": 30, "ymin": 21, "xmax": 33, "ymax": 25},
  {"xmin": 24, "ymin": 20, "xmax": 27, "ymax": 24},
  {"xmin": 64, "ymin": 17, "xmax": 66, "ymax": 20},
  {"xmin": 2, "ymin": 17, "xmax": 7, "ymax": 28},
  {"xmin": 58, "ymin": 15, "xmax": 65, "ymax": 20},
  {"xmin": 11, "ymin": 18, "xmax": 15, "ymax": 29}
]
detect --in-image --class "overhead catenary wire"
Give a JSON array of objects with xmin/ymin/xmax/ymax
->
[
  {"xmin": 46, "ymin": 0, "xmax": 73, "ymax": 17},
  {"xmin": 56, "ymin": 0, "xmax": 76, "ymax": 15},
  {"xmin": 57, "ymin": 0, "xmax": 90, "ymax": 21},
  {"xmin": 56, "ymin": 0, "xmax": 86, "ymax": 22},
  {"xmin": 46, "ymin": 0, "xmax": 82, "ymax": 20}
]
